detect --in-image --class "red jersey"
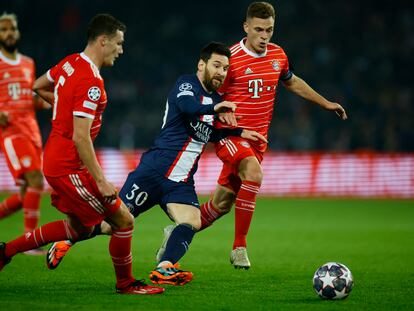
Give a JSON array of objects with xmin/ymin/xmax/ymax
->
[
  {"xmin": 43, "ymin": 53, "xmax": 108, "ymax": 176},
  {"xmin": 218, "ymin": 39, "xmax": 292, "ymax": 153},
  {"xmin": 0, "ymin": 51, "xmax": 42, "ymax": 147}
]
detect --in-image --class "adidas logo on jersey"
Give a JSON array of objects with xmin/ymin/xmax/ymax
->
[
  {"xmin": 3, "ymin": 72, "xmax": 10, "ymax": 79},
  {"xmin": 244, "ymin": 67, "xmax": 253, "ymax": 74}
]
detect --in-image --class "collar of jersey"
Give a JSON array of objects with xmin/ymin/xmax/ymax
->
[
  {"xmin": 0, "ymin": 50, "xmax": 21, "ymax": 65},
  {"xmin": 240, "ymin": 38, "xmax": 267, "ymax": 58},
  {"xmin": 80, "ymin": 52, "xmax": 99, "ymax": 71}
]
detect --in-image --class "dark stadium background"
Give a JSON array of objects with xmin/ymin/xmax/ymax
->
[{"xmin": 5, "ymin": 0, "xmax": 413, "ymax": 151}]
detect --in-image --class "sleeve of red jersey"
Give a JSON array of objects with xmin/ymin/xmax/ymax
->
[
  {"xmin": 280, "ymin": 50, "xmax": 293, "ymax": 81},
  {"xmin": 46, "ymin": 57, "xmax": 67, "ymax": 83},
  {"xmin": 72, "ymin": 77, "xmax": 102, "ymax": 120}
]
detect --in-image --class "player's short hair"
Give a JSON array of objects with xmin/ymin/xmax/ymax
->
[
  {"xmin": 0, "ymin": 12, "xmax": 18, "ymax": 25},
  {"xmin": 200, "ymin": 42, "xmax": 231, "ymax": 62},
  {"xmin": 87, "ymin": 14, "xmax": 126, "ymax": 42},
  {"xmin": 246, "ymin": 2, "xmax": 275, "ymax": 20}
]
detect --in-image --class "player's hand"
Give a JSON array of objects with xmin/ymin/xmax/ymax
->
[
  {"xmin": 217, "ymin": 111, "xmax": 238, "ymax": 127},
  {"xmin": 241, "ymin": 130, "xmax": 268, "ymax": 143},
  {"xmin": 214, "ymin": 101, "xmax": 236, "ymax": 113},
  {"xmin": 325, "ymin": 102, "xmax": 347, "ymax": 120},
  {"xmin": 97, "ymin": 179, "xmax": 118, "ymax": 204},
  {"xmin": 0, "ymin": 111, "xmax": 9, "ymax": 127}
]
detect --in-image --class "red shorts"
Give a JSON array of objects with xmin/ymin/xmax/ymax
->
[
  {"xmin": 214, "ymin": 137, "xmax": 264, "ymax": 193},
  {"xmin": 0, "ymin": 135, "xmax": 42, "ymax": 185},
  {"xmin": 46, "ymin": 171, "xmax": 122, "ymax": 227}
]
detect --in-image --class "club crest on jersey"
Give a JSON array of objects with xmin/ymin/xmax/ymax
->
[
  {"xmin": 88, "ymin": 86, "xmax": 101, "ymax": 101},
  {"xmin": 23, "ymin": 68, "xmax": 31, "ymax": 80},
  {"xmin": 240, "ymin": 141, "xmax": 251, "ymax": 148},
  {"xmin": 271, "ymin": 60, "xmax": 280, "ymax": 71},
  {"xmin": 21, "ymin": 156, "xmax": 32, "ymax": 168},
  {"xmin": 179, "ymin": 82, "xmax": 193, "ymax": 92}
]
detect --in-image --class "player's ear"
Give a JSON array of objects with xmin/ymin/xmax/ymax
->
[
  {"xmin": 243, "ymin": 21, "xmax": 249, "ymax": 34},
  {"xmin": 98, "ymin": 35, "xmax": 107, "ymax": 47},
  {"xmin": 197, "ymin": 59, "xmax": 205, "ymax": 73}
]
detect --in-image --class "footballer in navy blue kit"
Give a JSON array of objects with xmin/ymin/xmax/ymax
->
[
  {"xmin": 120, "ymin": 73, "xmax": 243, "ymax": 217},
  {"xmin": 45, "ymin": 42, "xmax": 266, "ymax": 287}
]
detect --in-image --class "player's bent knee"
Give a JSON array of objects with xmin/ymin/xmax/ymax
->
[
  {"xmin": 108, "ymin": 204, "xmax": 134, "ymax": 229},
  {"xmin": 239, "ymin": 157, "xmax": 263, "ymax": 183}
]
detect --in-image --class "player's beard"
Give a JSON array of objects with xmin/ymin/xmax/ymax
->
[
  {"xmin": 203, "ymin": 69, "xmax": 223, "ymax": 92},
  {"xmin": 0, "ymin": 37, "xmax": 19, "ymax": 54}
]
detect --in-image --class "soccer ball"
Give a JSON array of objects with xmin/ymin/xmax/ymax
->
[{"xmin": 313, "ymin": 262, "xmax": 353, "ymax": 299}]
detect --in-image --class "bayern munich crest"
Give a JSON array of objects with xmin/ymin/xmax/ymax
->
[
  {"xmin": 272, "ymin": 60, "xmax": 280, "ymax": 71},
  {"xmin": 88, "ymin": 86, "xmax": 101, "ymax": 101},
  {"xmin": 240, "ymin": 141, "xmax": 251, "ymax": 148},
  {"xmin": 179, "ymin": 82, "xmax": 193, "ymax": 92}
]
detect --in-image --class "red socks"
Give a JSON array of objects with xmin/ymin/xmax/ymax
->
[
  {"xmin": 110, "ymin": 227, "xmax": 135, "ymax": 289},
  {"xmin": 233, "ymin": 180, "xmax": 260, "ymax": 249},
  {"xmin": 199, "ymin": 199, "xmax": 227, "ymax": 231},
  {"xmin": 23, "ymin": 187, "xmax": 42, "ymax": 232},
  {"xmin": 0, "ymin": 194, "xmax": 22, "ymax": 219},
  {"xmin": 5, "ymin": 220, "xmax": 78, "ymax": 257}
]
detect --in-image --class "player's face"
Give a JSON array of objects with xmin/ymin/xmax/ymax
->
[
  {"xmin": 243, "ymin": 17, "xmax": 274, "ymax": 54},
  {"xmin": 102, "ymin": 30, "xmax": 124, "ymax": 67},
  {"xmin": 0, "ymin": 19, "xmax": 20, "ymax": 53},
  {"xmin": 202, "ymin": 53, "xmax": 229, "ymax": 92}
]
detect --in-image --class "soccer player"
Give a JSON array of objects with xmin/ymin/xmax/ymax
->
[
  {"xmin": 45, "ymin": 42, "xmax": 267, "ymax": 285},
  {"xmin": 0, "ymin": 13, "xmax": 47, "ymax": 249},
  {"xmin": 0, "ymin": 14, "xmax": 164, "ymax": 295},
  {"xmin": 198, "ymin": 2, "xmax": 348, "ymax": 269}
]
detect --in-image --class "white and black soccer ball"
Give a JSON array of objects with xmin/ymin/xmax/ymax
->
[{"xmin": 313, "ymin": 262, "xmax": 353, "ymax": 299}]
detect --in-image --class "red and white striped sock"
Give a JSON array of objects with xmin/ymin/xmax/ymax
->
[
  {"xmin": 0, "ymin": 193, "xmax": 22, "ymax": 219},
  {"xmin": 199, "ymin": 199, "xmax": 228, "ymax": 231},
  {"xmin": 23, "ymin": 187, "xmax": 42, "ymax": 232},
  {"xmin": 110, "ymin": 227, "xmax": 135, "ymax": 289},
  {"xmin": 5, "ymin": 220, "xmax": 78, "ymax": 258},
  {"xmin": 233, "ymin": 180, "xmax": 260, "ymax": 249}
]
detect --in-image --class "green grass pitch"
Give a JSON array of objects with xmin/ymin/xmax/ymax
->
[{"xmin": 1, "ymin": 194, "xmax": 413, "ymax": 311}]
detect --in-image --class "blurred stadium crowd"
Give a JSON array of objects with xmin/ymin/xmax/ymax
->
[{"xmin": 6, "ymin": 0, "xmax": 413, "ymax": 151}]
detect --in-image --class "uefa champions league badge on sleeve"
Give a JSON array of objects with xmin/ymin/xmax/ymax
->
[
  {"xmin": 88, "ymin": 86, "xmax": 101, "ymax": 101},
  {"xmin": 179, "ymin": 82, "xmax": 193, "ymax": 92}
]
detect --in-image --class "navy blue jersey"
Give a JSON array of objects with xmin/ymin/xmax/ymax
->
[{"xmin": 140, "ymin": 74, "xmax": 241, "ymax": 184}]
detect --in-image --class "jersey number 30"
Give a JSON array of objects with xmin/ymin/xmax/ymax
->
[{"xmin": 125, "ymin": 183, "xmax": 148, "ymax": 206}]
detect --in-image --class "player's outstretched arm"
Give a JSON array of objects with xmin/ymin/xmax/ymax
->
[
  {"xmin": 33, "ymin": 73, "xmax": 54, "ymax": 104},
  {"xmin": 241, "ymin": 130, "xmax": 268, "ymax": 143},
  {"xmin": 282, "ymin": 74, "xmax": 348, "ymax": 120}
]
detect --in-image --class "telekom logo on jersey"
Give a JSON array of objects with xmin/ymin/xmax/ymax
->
[
  {"xmin": 8, "ymin": 82, "xmax": 32, "ymax": 100},
  {"xmin": 248, "ymin": 79, "xmax": 264, "ymax": 99}
]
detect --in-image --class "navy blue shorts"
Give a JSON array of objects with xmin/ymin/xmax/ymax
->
[{"xmin": 119, "ymin": 162, "xmax": 199, "ymax": 218}]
